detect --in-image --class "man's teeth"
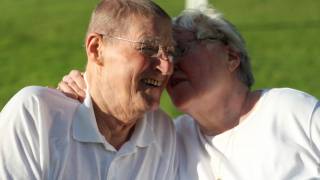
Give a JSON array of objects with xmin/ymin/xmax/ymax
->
[{"xmin": 143, "ymin": 79, "xmax": 161, "ymax": 87}]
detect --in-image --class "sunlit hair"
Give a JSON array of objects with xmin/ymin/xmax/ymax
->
[
  {"xmin": 86, "ymin": 0, "xmax": 171, "ymax": 38},
  {"xmin": 173, "ymin": 7, "xmax": 255, "ymax": 88}
]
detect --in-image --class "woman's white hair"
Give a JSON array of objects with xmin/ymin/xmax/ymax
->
[{"xmin": 173, "ymin": 7, "xmax": 255, "ymax": 88}]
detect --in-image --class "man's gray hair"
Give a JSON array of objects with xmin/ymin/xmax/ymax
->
[
  {"xmin": 87, "ymin": 0, "xmax": 171, "ymax": 37},
  {"xmin": 173, "ymin": 7, "xmax": 255, "ymax": 88}
]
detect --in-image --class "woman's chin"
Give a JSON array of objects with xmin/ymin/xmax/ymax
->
[{"xmin": 171, "ymin": 95, "xmax": 192, "ymax": 112}]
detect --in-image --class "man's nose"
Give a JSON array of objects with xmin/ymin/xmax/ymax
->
[
  {"xmin": 155, "ymin": 48, "xmax": 174, "ymax": 75},
  {"xmin": 158, "ymin": 58, "xmax": 173, "ymax": 75}
]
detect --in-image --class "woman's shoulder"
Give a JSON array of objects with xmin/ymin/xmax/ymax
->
[{"xmin": 264, "ymin": 88, "xmax": 318, "ymax": 109}]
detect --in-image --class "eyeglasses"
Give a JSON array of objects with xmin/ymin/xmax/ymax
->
[
  {"xmin": 173, "ymin": 36, "xmax": 227, "ymax": 58},
  {"xmin": 99, "ymin": 33, "xmax": 175, "ymax": 63}
]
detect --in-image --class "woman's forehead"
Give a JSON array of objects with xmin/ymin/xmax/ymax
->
[{"xmin": 173, "ymin": 27, "xmax": 196, "ymax": 42}]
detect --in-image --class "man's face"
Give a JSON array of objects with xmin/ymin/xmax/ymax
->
[
  {"xmin": 167, "ymin": 27, "xmax": 233, "ymax": 112},
  {"xmin": 94, "ymin": 15, "xmax": 174, "ymax": 122}
]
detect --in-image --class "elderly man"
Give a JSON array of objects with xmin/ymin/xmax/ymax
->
[{"xmin": 0, "ymin": 0, "xmax": 177, "ymax": 179}]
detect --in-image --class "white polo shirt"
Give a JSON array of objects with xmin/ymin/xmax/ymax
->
[{"xmin": 0, "ymin": 86, "xmax": 177, "ymax": 180}]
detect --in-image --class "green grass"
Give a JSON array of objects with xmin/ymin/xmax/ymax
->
[{"xmin": 1, "ymin": 0, "xmax": 319, "ymax": 117}]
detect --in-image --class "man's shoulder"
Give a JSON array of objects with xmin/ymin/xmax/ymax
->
[
  {"xmin": 8, "ymin": 86, "xmax": 79, "ymax": 110},
  {"xmin": 1, "ymin": 86, "xmax": 80, "ymax": 127}
]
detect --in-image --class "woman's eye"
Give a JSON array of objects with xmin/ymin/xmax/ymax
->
[{"xmin": 173, "ymin": 45, "xmax": 187, "ymax": 58}]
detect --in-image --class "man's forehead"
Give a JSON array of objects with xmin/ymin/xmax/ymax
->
[{"xmin": 127, "ymin": 18, "xmax": 174, "ymax": 45}]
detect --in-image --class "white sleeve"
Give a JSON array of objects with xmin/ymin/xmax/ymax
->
[
  {"xmin": 310, "ymin": 101, "xmax": 320, "ymax": 172},
  {"xmin": 0, "ymin": 88, "xmax": 42, "ymax": 180}
]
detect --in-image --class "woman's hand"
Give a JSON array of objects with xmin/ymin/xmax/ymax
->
[{"xmin": 57, "ymin": 70, "xmax": 87, "ymax": 102}]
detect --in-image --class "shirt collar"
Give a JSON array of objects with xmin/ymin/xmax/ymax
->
[{"xmin": 72, "ymin": 91, "xmax": 104, "ymax": 144}]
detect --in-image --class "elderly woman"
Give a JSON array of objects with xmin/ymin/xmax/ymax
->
[
  {"xmin": 170, "ymin": 8, "xmax": 320, "ymax": 180},
  {"xmin": 59, "ymin": 7, "xmax": 320, "ymax": 180}
]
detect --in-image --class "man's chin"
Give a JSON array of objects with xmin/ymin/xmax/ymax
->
[
  {"xmin": 140, "ymin": 91, "xmax": 161, "ymax": 110},
  {"xmin": 141, "ymin": 96, "xmax": 159, "ymax": 111},
  {"xmin": 145, "ymin": 97, "xmax": 161, "ymax": 112},
  {"xmin": 150, "ymin": 102, "xmax": 160, "ymax": 111}
]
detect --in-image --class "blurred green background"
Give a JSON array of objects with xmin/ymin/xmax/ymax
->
[{"xmin": 1, "ymin": 0, "xmax": 319, "ymax": 117}]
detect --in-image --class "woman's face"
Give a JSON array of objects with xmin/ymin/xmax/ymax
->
[{"xmin": 167, "ymin": 27, "xmax": 236, "ymax": 112}]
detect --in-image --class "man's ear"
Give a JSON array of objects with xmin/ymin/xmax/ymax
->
[
  {"xmin": 86, "ymin": 33, "xmax": 104, "ymax": 66},
  {"xmin": 226, "ymin": 47, "xmax": 241, "ymax": 72}
]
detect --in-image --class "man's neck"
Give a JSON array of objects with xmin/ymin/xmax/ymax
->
[{"xmin": 93, "ymin": 104, "xmax": 137, "ymax": 150}]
